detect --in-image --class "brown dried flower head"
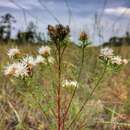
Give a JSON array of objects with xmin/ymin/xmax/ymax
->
[
  {"xmin": 48, "ymin": 24, "xmax": 70, "ymax": 42},
  {"xmin": 79, "ymin": 31, "xmax": 88, "ymax": 42}
]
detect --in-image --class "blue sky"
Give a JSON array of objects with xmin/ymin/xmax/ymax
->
[{"xmin": 0, "ymin": 0, "xmax": 130, "ymax": 45}]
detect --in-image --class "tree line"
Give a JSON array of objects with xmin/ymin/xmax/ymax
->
[
  {"xmin": 0, "ymin": 13, "xmax": 47, "ymax": 44},
  {"xmin": 1, "ymin": 13, "xmax": 130, "ymax": 46},
  {"xmin": 102, "ymin": 32, "xmax": 130, "ymax": 47}
]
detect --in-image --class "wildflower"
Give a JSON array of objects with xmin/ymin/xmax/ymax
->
[
  {"xmin": 47, "ymin": 56, "xmax": 55, "ymax": 64},
  {"xmin": 7, "ymin": 48, "xmax": 20, "ymax": 58},
  {"xmin": 100, "ymin": 47, "xmax": 128, "ymax": 67},
  {"xmin": 22, "ymin": 55, "xmax": 36, "ymax": 67},
  {"xmin": 100, "ymin": 47, "xmax": 114, "ymax": 59},
  {"xmin": 4, "ymin": 62, "xmax": 28, "ymax": 77},
  {"xmin": 62, "ymin": 79, "xmax": 78, "ymax": 88},
  {"xmin": 35, "ymin": 55, "xmax": 46, "ymax": 64},
  {"xmin": 14, "ymin": 63, "xmax": 29, "ymax": 77},
  {"xmin": 22, "ymin": 56, "xmax": 36, "ymax": 75},
  {"xmin": 110, "ymin": 56, "xmax": 122, "ymax": 65},
  {"xmin": 48, "ymin": 24, "xmax": 70, "ymax": 42},
  {"xmin": 38, "ymin": 46, "xmax": 51, "ymax": 57},
  {"xmin": 122, "ymin": 59, "xmax": 128, "ymax": 65},
  {"xmin": 4, "ymin": 63, "xmax": 16, "ymax": 76},
  {"xmin": 79, "ymin": 31, "xmax": 88, "ymax": 42}
]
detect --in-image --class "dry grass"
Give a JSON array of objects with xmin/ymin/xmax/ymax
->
[{"xmin": 0, "ymin": 42, "xmax": 130, "ymax": 130}]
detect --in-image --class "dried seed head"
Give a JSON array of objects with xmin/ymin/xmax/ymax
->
[
  {"xmin": 48, "ymin": 24, "xmax": 70, "ymax": 42},
  {"xmin": 79, "ymin": 31, "xmax": 88, "ymax": 42}
]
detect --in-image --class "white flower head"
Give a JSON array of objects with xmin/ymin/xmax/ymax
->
[
  {"xmin": 122, "ymin": 59, "xmax": 128, "ymax": 65},
  {"xmin": 4, "ymin": 63, "xmax": 16, "ymax": 76},
  {"xmin": 7, "ymin": 48, "xmax": 20, "ymax": 58},
  {"xmin": 100, "ymin": 47, "xmax": 114, "ymax": 59},
  {"xmin": 47, "ymin": 56, "xmax": 55, "ymax": 64},
  {"xmin": 110, "ymin": 56, "xmax": 122, "ymax": 65},
  {"xmin": 62, "ymin": 80, "xmax": 78, "ymax": 88},
  {"xmin": 22, "ymin": 55, "xmax": 36, "ymax": 67},
  {"xmin": 35, "ymin": 55, "xmax": 46, "ymax": 65},
  {"xmin": 14, "ymin": 63, "xmax": 29, "ymax": 77},
  {"xmin": 38, "ymin": 46, "xmax": 51, "ymax": 57},
  {"xmin": 4, "ymin": 62, "xmax": 28, "ymax": 77}
]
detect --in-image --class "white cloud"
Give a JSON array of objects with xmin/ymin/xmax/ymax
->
[
  {"xmin": 0, "ymin": 0, "xmax": 42, "ymax": 10},
  {"xmin": 0, "ymin": 0, "xmax": 19, "ymax": 9},
  {"xmin": 104, "ymin": 7, "xmax": 130, "ymax": 16},
  {"xmin": 18, "ymin": 0, "xmax": 41, "ymax": 10}
]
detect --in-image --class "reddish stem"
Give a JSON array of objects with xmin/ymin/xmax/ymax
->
[{"xmin": 57, "ymin": 44, "xmax": 61, "ymax": 130}]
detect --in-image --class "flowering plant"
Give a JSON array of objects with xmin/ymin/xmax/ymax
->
[
  {"xmin": 100, "ymin": 47, "xmax": 128, "ymax": 71},
  {"xmin": 3, "ymin": 25, "xmax": 129, "ymax": 130}
]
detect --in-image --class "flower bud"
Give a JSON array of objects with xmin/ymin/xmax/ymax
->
[{"xmin": 79, "ymin": 31, "xmax": 88, "ymax": 42}]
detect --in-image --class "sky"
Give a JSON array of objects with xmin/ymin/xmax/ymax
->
[{"xmin": 0, "ymin": 0, "xmax": 130, "ymax": 45}]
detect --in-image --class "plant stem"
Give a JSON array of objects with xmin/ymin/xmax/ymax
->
[
  {"xmin": 62, "ymin": 46, "xmax": 85, "ymax": 128},
  {"xmin": 57, "ymin": 44, "xmax": 61, "ymax": 130},
  {"xmin": 67, "ymin": 64, "xmax": 107, "ymax": 130}
]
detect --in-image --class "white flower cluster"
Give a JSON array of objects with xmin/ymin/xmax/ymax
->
[
  {"xmin": 100, "ymin": 47, "xmax": 113, "ymax": 59},
  {"xmin": 100, "ymin": 47, "xmax": 128, "ymax": 65},
  {"xmin": 35, "ymin": 55, "xmax": 46, "ymax": 64},
  {"xmin": 7, "ymin": 48, "xmax": 21, "ymax": 58},
  {"xmin": 22, "ymin": 55, "xmax": 36, "ymax": 67},
  {"xmin": 38, "ymin": 46, "xmax": 51, "ymax": 57},
  {"xmin": 38, "ymin": 46, "xmax": 55, "ymax": 64},
  {"xmin": 4, "ymin": 46, "xmax": 55, "ymax": 78},
  {"xmin": 62, "ymin": 80, "xmax": 78, "ymax": 88},
  {"xmin": 47, "ymin": 56, "xmax": 55, "ymax": 64},
  {"xmin": 110, "ymin": 56, "xmax": 122, "ymax": 65},
  {"xmin": 4, "ymin": 62, "xmax": 28, "ymax": 77},
  {"xmin": 4, "ymin": 55, "xmax": 36, "ymax": 78}
]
